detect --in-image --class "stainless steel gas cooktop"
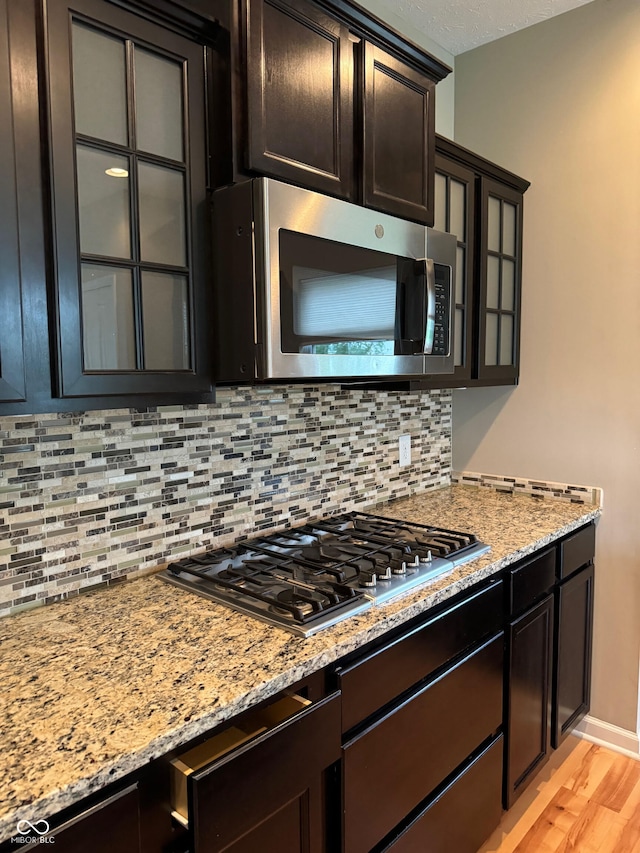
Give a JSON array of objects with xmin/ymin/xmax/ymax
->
[{"xmin": 160, "ymin": 512, "xmax": 490, "ymax": 637}]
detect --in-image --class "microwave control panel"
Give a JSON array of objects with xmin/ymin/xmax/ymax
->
[{"xmin": 432, "ymin": 263, "xmax": 451, "ymax": 356}]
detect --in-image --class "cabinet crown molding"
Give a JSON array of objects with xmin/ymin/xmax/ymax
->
[{"xmin": 436, "ymin": 134, "xmax": 531, "ymax": 193}]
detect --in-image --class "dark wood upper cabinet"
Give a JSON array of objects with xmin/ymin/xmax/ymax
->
[
  {"xmin": 0, "ymin": 0, "xmax": 26, "ymax": 403},
  {"xmin": 237, "ymin": 0, "xmax": 448, "ymax": 222},
  {"xmin": 244, "ymin": 0, "xmax": 354, "ymax": 199},
  {"xmin": 44, "ymin": 0, "xmax": 214, "ymax": 399},
  {"xmin": 432, "ymin": 152, "xmax": 476, "ymax": 383},
  {"xmin": 362, "ymin": 42, "xmax": 435, "ymax": 224},
  {"xmin": 427, "ymin": 136, "xmax": 530, "ymax": 389},
  {"xmin": 0, "ymin": 0, "xmax": 57, "ymax": 416},
  {"xmin": 477, "ymin": 177, "xmax": 524, "ymax": 383}
]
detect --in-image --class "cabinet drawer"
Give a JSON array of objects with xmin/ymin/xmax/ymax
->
[
  {"xmin": 337, "ymin": 580, "xmax": 503, "ymax": 733},
  {"xmin": 171, "ymin": 693, "xmax": 312, "ymax": 824},
  {"xmin": 510, "ymin": 549, "xmax": 555, "ymax": 615},
  {"xmin": 559, "ymin": 524, "xmax": 595, "ymax": 580},
  {"xmin": 343, "ymin": 633, "xmax": 503, "ymax": 853},
  {"xmin": 383, "ymin": 736, "xmax": 503, "ymax": 852},
  {"xmin": 182, "ymin": 692, "xmax": 341, "ymax": 852}
]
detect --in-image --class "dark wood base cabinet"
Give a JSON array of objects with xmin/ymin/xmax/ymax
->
[
  {"xmin": 46, "ymin": 786, "xmax": 141, "ymax": 853},
  {"xmin": 382, "ymin": 735, "xmax": 504, "ymax": 853},
  {"xmin": 553, "ymin": 565, "xmax": 594, "ymax": 747},
  {"xmin": 0, "ymin": 526, "xmax": 596, "ymax": 853},
  {"xmin": 505, "ymin": 523, "xmax": 596, "ymax": 808},
  {"xmin": 553, "ymin": 525, "xmax": 596, "ymax": 748},
  {"xmin": 343, "ymin": 635, "xmax": 503, "ymax": 853},
  {"xmin": 506, "ymin": 594, "xmax": 554, "ymax": 808},
  {"xmin": 337, "ymin": 580, "xmax": 504, "ymax": 853},
  {"xmin": 185, "ymin": 692, "xmax": 341, "ymax": 852}
]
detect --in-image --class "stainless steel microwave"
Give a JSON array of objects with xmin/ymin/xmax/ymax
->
[{"xmin": 212, "ymin": 178, "xmax": 456, "ymax": 383}]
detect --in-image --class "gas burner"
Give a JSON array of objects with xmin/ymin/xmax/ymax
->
[{"xmin": 160, "ymin": 511, "xmax": 490, "ymax": 636}]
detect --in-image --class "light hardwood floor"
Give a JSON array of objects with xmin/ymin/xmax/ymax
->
[{"xmin": 478, "ymin": 736, "xmax": 640, "ymax": 853}]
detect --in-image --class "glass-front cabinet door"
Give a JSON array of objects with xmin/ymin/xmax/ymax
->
[
  {"xmin": 0, "ymin": 0, "xmax": 26, "ymax": 403},
  {"xmin": 433, "ymin": 153, "xmax": 475, "ymax": 384},
  {"xmin": 477, "ymin": 178, "xmax": 524, "ymax": 383},
  {"xmin": 45, "ymin": 0, "xmax": 211, "ymax": 398}
]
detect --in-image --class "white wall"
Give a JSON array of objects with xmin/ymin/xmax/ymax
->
[
  {"xmin": 356, "ymin": 0, "xmax": 455, "ymax": 138},
  {"xmin": 452, "ymin": 0, "xmax": 640, "ymax": 732}
]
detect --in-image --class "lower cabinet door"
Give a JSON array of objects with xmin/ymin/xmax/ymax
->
[
  {"xmin": 31, "ymin": 785, "xmax": 141, "ymax": 853},
  {"xmin": 506, "ymin": 594, "xmax": 554, "ymax": 808},
  {"xmin": 553, "ymin": 564, "xmax": 594, "ymax": 748},
  {"xmin": 383, "ymin": 735, "xmax": 504, "ymax": 853},
  {"xmin": 188, "ymin": 693, "xmax": 341, "ymax": 853},
  {"xmin": 343, "ymin": 634, "xmax": 504, "ymax": 853}
]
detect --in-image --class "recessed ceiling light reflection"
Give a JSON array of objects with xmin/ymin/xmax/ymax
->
[{"xmin": 105, "ymin": 167, "xmax": 129, "ymax": 178}]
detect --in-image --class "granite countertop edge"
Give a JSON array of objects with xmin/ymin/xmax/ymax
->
[{"xmin": 0, "ymin": 487, "xmax": 601, "ymax": 844}]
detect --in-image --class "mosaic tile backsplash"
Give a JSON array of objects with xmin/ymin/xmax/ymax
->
[
  {"xmin": 0, "ymin": 385, "xmax": 452, "ymax": 617},
  {"xmin": 452, "ymin": 471, "xmax": 603, "ymax": 507}
]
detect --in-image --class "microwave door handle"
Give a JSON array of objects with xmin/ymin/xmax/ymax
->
[{"xmin": 421, "ymin": 258, "xmax": 436, "ymax": 354}]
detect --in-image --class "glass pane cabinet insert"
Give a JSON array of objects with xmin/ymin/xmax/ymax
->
[
  {"xmin": 46, "ymin": 0, "xmax": 210, "ymax": 398},
  {"xmin": 433, "ymin": 155, "xmax": 475, "ymax": 382},
  {"xmin": 72, "ymin": 21, "xmax": 189, "ymax": 373}
]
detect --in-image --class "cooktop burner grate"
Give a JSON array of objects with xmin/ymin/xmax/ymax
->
[{"xmin": 160, "ymin": 511, "xmax": 490, "ymax": 636}]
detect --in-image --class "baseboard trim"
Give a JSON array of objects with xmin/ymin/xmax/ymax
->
[{"xmin": 573, "ymin": 714, "xmax": 640, "ymax": 760}]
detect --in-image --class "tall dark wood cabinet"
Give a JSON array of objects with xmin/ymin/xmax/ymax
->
[
  {"xmin": 237, "ymin": 0, "xmax": 448, "ymax": 223},
  {"xmin": 431, "ymin": 135, "xmax": 529, "ymax": 388},
  {"xmin": 44, "ymin": 0, "xmax": 214, "ymax": 400},
  {"xmin": 243, "ymin": 0, "xmax": 354, "ymax": 200}
]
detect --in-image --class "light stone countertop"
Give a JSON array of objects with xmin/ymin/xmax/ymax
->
[{"xmin": 0, "ymin": 484, "xmax": 600, "ymax": 844}]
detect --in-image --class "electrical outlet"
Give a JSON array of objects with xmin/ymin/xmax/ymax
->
[{"xmin": 398, "ymin": 434, "xmax": 411, "ymax": 468}]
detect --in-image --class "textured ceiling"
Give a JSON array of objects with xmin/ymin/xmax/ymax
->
[{"xmin": 387, "ymin": 0, "xmax": 596, "ymax": 55}]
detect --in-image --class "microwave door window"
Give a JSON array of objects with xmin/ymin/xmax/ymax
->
[
  {"xmin": 279, "ymin": 230, "xmax": 423, "ymax": 356},
  {"xmin": 293, "ymin": 266, "xmax": 396, "ymax": 355}
]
